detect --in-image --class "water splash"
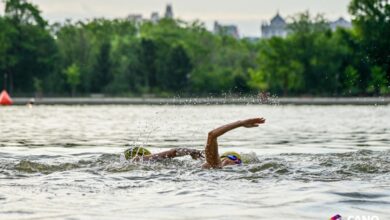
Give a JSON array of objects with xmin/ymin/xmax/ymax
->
[{"xmin": 1, "ymin": 150, "xmax": 388, "ymax": 183}]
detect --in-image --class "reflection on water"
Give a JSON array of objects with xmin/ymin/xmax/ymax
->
[{"xmin": 0, "ymin": 105, "xmax": 389, "ymax": 219}]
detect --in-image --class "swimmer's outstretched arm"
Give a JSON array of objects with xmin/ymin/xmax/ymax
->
[
  {"xmin": 140, "ymin": 148, "xmax": 203, "ymax": 161},
  {"xmin": 203, "ymin": 118, "xmax": 265, "ymax": 168}
]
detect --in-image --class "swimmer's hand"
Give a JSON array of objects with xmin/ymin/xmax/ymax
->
[
  {"xmin": 189, "ymin": 150, "xmax": 204, "ymax": 160},
  {"xmin": 175, "ymin": 148, "xmax": 204, "ymax": 160},
  {"xmin": 242, "ymin": 118, "xmax": 266, "ymax": 128}
]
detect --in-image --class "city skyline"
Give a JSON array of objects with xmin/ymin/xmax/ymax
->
[{"xmin": 0, "ymin": 0, "xmax": 352, "ymax": 36}]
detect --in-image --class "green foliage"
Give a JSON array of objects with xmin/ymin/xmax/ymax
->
[
  {"xmin": 287, "ymin": 12, "xmax": 343, "ymax": 95},
  {"xmin": 0, "ymin": 0, "xmax": 388, "ymax": 96},
  {"xmin": 343, "ymin": 66, "xmax": 360, "ymax": 95},
  {"xmin": 248, "ymin": 12, "xmax": 356, "ymax": 96},
  {"xmin": 4, "ymin": 0, "xmax": 46, "ymax": 27},
  {"xmin": 64, "ymin": 63, "xmax": 80, "ymax": 96},
  {"xmin": 367, "ymin": 66, "xmax": 389, "ymax": 95},
  {"xmin": 0, "ymin": 17, "xmax": 14, "ymax": 89},
  {"xmin": 92, "ymin": 41, "xmax": 112, "ymax": 93},
  {"xmin": 33, "ymin": 77, "xmax": 42, "ymax": 93},
  {"xmin": 288, "ymin": 11, "xmax": 330, "ymax": 34},
  {"xmin": 251, "ymin": 37, "xmax": 304, "ymax": 95},
  {"xmin": 0, "ymin": 0, "xmax": 57, "ymax": 94},
  {"xmin": 158, "ymin": 44, "xmax": 192, "ymax": 91},
  {"xmin": 349, "ymin": 0, "xmax": 390, "ymax": 78}
]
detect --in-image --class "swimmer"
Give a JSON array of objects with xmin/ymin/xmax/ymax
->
[
  {"xmin": 27, "ymin": 98, "xmax": 35, "ymax": 108},
  {"xmin": 124, "ymin": 117, "xmax": 266, "ymax": 169},
  {"xmin": 124, "ymin": 146, "xmax": 204, "ymax": 161}
]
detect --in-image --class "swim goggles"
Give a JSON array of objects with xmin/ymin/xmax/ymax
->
[{"xmin": 222, "ymin": 155, "xmax": 242, "ymax": 164}]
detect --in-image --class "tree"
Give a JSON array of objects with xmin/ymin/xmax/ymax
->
[
  {"xmin": 1, "ymin": 0, "xmax": 57, "ymax": 95},
  {"xmin": 287, "ymin": 12, "xmax": 338, "ymax": 94},
  {"xmin": 138, "ymin": 38, "xmax": 158, "ymax": 90},
  {"xmin": 53, "ymin": 19, "xmax": 139, "ymax": 95},
  {"xmin": 349, "ymin": 0, "xmax": 390, "ymax": 79},
  {"xmin": 0, "ymin": 17, "xmax": 16, "ymax": 90},
  {"xmin": 64, "ymin": 63, "xmax": 80, "ymax": 96},
  {"xmin": 366, "ymin": 66, "xmax": 389, "ymax": 95},
  {"xmin": 249, "ymin": 37, "xmax": 304, "ymax": 95},
  {"xmin": 4, "ymin": 0, "xmax": 46, "ymax": 27},
  {"xmin": 91, "ymin": 41, "xmax": 112, "ymax": 93},
  {"xmin": 158, "ymin": 45, "xmax": 192, "ymax": 91},
  {"xmin": 331, "ymin": 28, "xmax": 371, "ymax": 95}
]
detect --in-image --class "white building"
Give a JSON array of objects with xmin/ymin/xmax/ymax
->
[
  {"xmin": 330, "ymin": 17, "xmax": 352, "ymax": 31},
  {"xmin": 261, "ymin": 13, "xmax": 288, "ymax": 38},
  {"xmin": 127, "ymin": 5, "xmax": 173, "ymax": 25},
  {"xmin": 164, "ymin": 4, "xmax": 174, "ymax": 19},
  {"xmin": 213, "ymin": 21, "xmax": 240, "ymax": 39},
  {"xmin": 261, "ymin": 13, "xmax": 352, "ymax": 38},
  {"xmin": 150, "ymin": 12, "xmax": 159, "ymax": 23},
  {"xmin": 127, "ymin": 14, "xmax": 143, "ymax": 23}
]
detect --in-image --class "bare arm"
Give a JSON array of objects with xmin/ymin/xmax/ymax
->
[
  {"xmin": 203, "ymin": 118, "xmax": 266, "ymax": 168},
  {"xmin": 135, "ymin": 148, "xmax": 203, "ymax": 161}
]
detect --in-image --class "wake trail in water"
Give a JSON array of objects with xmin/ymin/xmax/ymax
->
[{"xmin": 1, "ymin": 150, "xmax": 389, "ymax": 184}]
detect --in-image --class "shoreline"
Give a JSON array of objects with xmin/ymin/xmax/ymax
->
[{"xmin": 8, "ymin": 97, "xmax": 390, "ymax": 105}]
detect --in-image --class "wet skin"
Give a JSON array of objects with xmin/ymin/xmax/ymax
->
[
  {"xmin": 131, "ymin": 117, "xmax": 266, "ymax": 169},
  {"xmin": 202, "ymin": 117, "xmax": 266, "ymax": 169}
]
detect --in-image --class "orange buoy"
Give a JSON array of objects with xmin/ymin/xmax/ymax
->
[{"xmin": 0, "ymin": 90, "xmax": 13, "ymax": 105}]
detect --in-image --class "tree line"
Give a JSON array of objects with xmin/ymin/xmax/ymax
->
[{"xmin": 0, "ymin": 0, "xmax": 389, "ymax": 97}]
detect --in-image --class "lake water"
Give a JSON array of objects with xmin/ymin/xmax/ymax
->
[{"xmin": 0, "ymin": 105, "xmax": 389, "ymax": 220}]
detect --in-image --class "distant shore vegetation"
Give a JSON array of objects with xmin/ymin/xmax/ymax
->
[{"xmin": 0, "ymin": 0, "xmax": 389, "ymax": 97}]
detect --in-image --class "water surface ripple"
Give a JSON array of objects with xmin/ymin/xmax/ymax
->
[{"xmin": 0, "ymin": 105, "xmax": 389, "ymax": 219}]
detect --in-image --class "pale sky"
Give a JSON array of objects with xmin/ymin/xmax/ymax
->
[{"xmin": 0, "ymin": 0, "xmax": 352, "ymax": 37}]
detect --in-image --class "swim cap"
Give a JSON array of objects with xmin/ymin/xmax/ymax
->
[
  {"xmin": 220, "ymin": 151, "xmax": 241, "ymax": 161},
  {"xmin": 124, "ymin": 147, "xmax": 151, "ymax": 160}
]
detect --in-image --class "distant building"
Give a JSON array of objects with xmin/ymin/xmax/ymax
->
[
  {"xmin": 127, "ymin": 5, "xmax": 173, "ymax": 25},
  {"xmin": 127, "ymin": 14, "xmax": 143, "ymax": 23},
  {"xmin": 261, "ymin": 13, "xmax": 352, "ymax": 38},
  {"xmin": 165, "ymin": 4, "xmax": 174, "ymax": 19},
  {"xmin": 329, "ymin": 17, "xmax": 352, "ymax": 31},
  {"xmin": 213, "ymin": 21, "xmax": 240, "ymax": 39},
  {"xmin": 261, "ymin": 12, "xmax": 288, "ymax": 38},
  {"xmin": 151, "ymin": 12, "xmax": 159, "ymax": 23}
]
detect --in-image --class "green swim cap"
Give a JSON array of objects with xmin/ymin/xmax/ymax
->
[
  {"xmin": 124, "ymin": 147, "xmax": 151, "ymax": 160},
  {"xmin": 220, "ymin": 151, "xmax": 241, "ymax": 161}
]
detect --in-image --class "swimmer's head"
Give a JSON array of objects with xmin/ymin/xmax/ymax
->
[
  {"xmin": 124, "ymin": 147, "xmax": 151, "ymax": 160},
  {"xmin": 220, "ymin": 151, "xmax": 242, "ymax": 166}
]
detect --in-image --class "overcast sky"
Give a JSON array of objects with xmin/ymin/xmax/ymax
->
[{"xmin": 0, "ymin": 0, "xmax": 352, "ymax": 37}]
